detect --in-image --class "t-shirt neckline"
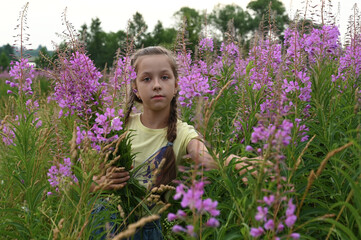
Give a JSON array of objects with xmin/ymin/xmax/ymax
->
[{"xmin": 136, "ymin": 113, "xmax": 167, "ymax": 133}]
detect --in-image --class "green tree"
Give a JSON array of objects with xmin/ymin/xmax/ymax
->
[
  {"xmin": 128, "ymin": 12, "xmax": 148, "ymax": 48},
  {"xmin": 0, "ymin": 52, "xmax": 10, "ymax": 71},
  {"xmin": 247, "ymin": 0, "xmax": 289, "ymax": 34},
  {"xmin": 35, "ymin": 47, "xmax": 51, "ymax": 69},
  {"xmin": 174, "ymin": 7, "xmax": 203, "ymax": 53},
  {"xmin": 103, "ymin": 30, "xmax": 127, "ymax": 66},
  {"xmin": 0, "ymin": 44, "xmax": 14, "ymax": 58},
  {"xmin": 142, "ymin": 21, "xmax": 177, "ymax": 48},
  {"xmin": 88, "ymin": 18, "xmax": 107, "ymax": 69},
  {"xmin": 209, "ymin": 4, "xmax": 253, "ymax": 40}
]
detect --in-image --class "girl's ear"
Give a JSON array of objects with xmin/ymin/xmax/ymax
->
[
  {"xmin": 174, "ymin": 80, "xmax": 178, "ymax": 95},
  {"xmin": 132, "ymin": 82, "xmax": 140, "ymax": 98}
]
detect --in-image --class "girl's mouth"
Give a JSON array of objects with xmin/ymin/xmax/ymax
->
[{"xmin": 152, "ymin": 95, "xmax": 164, "ymax": 99}]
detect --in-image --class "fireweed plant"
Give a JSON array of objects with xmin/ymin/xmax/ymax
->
[
  {"xmin": 1, "ymin": 2, "xmax": 361, "ymax": 239},
  {"xmin": 166, "ymin": 165, "xmax": 221, "ymax": 239}
]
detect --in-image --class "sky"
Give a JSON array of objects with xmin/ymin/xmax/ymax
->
[{"xmin": 0, "ymin": 0, "xmax": 359, "ymax": 50}]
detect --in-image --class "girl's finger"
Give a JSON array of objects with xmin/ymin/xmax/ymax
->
[
  {"xmin": 111, "ymin": 182, "xmax": 127, "ymax": 190},
  {"xmin": 110, "ymin": 172, "xmax": 129, "ymax": 179},
  {"xmin": 109, "ymin": 176, "xmax": 130, "ymax": 184}
]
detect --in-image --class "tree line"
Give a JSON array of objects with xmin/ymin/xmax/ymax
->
[{"xmin": 0, "ymin": 0, "xmax": 289, "ymax": 71}]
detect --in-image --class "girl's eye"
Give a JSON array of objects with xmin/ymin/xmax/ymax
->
[
  {"xmin": 161, "ymin": 75, "xmax": 169, "ymax": 80},
  {"xmin": 143, "ymin": 77, "xmax": 151, "ymax": 81}
]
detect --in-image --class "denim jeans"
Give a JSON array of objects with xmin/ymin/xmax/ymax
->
[
  {"xmin": 131, "ymin": 219, "xmax": 163, "ymax": 240},
  {"xmin": 89, "ymin": 200, "xmax": 163, "ymax": 240},
  {"xmin": 89, "ymin": 200, "xmax": 119, "ymax": 240}
]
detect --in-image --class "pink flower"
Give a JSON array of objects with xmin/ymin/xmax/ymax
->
[
  {"xmin": 172, "ymin": 225, "xmax": 185, "ymax": 233},
  {"xmin": 285, "ymin": 215, "xmax": 297, "ymax": 227},
  {"xmin": 111, "ymin": 117, "xmax": 123, "ymax": 131},
  {"xmin": 290, "ymin": 233, "xmax": 301, "ymax": 239},
  {"xmin": 250, "ymin": 227, "xmax": 264, "ymax": 237},
  {"xmin": 263, "ymin": 195, "xmax": 275, "ymax": 206},
  {"xmin": 206, "ymin": 217, "xmax": 220, "ymax": 227},
  {"xmin": 264, "ymin": 219, "xmax": 275, "ymax": 230},
  {"xmin": 176, "ymin": 209, "xmax": 187, "ymax": 219},
  {"xmin": 277, "ymin": 222, "xmax": 284, "ymax": 232},
  {"xmin": 167, "ymin": 213, "xmax": 177, "ymax": 221},
  {"xmin": 186, "ymin": 225, "xmax": 196, "ymax": 237},
  {"xmin": 255, "ymin": 206, "xmax": 268, "ymax": 222},
  {"xmin": 202, "ymin": 198, "xmax": 220, "ymax": 216},
  {"xmin": 245, "ymin": 145, "xmax": 254, "ymax": 151},
  {"xmin": 286, "ymin": 199, "xmax": 296, "ymax": 216}
]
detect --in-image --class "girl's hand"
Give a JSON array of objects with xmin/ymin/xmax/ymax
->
[
  {"xmin": 225, "ymin": 154, "xmax": 268, "ymax": 183},
  {"xmin": 92, "ymin": 167, "xmax": 130, "ymax": 191}
]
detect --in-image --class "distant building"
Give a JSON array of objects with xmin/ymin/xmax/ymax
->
[{"xmin": 28, "ymin": 56, "xmax": 36, "ymax": 67}]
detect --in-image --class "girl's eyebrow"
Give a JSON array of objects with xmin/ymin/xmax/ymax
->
[
  {"xmin": 139, "ymin": 71, "xmax": 152, "ymax": 75},
  {"xmin": 139, "ymin": 69, "xmax": 172, "ymax": 75}
]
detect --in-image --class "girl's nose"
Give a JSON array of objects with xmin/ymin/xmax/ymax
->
[{"xmin": 153, "ymin": 78, "xmax": 161, "ymax": 90}]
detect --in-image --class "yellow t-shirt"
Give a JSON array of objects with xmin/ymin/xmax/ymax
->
[{"xmin": 127, "ymin": 113, "xmax": 199, "ymax": 187}]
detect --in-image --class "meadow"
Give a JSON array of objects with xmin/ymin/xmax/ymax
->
[{"xmin": 0, "ymin": 4, "xmax": 361, "ymax": 240}]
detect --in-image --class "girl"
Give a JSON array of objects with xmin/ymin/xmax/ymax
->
[
  {"xmin": 102, "ymin": 46, "xmax": 217, "ymax": 190},
  {"xmin": 94, "ymin": 46, "xmax": 217, "ymax": 239}
]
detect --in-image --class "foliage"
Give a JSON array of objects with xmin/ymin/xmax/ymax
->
[
  {"xmin": 247, "ymin": 0, "xmax": 290, "ymax": 34},
  {"xmin": 209, "ymin": 4, "xmax": 253, "ymax": 40}
]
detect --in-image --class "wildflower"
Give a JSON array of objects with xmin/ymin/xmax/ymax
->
[
  {"xmin": 52, "ymin": 51, "xmax": 102, "ymax": 118},
  {"xmin": 201, "ymin": 198, "xmax": 220, "ymax": 216},
  {"xmin": 290, "ymin": 233, "xmax": 301, "ymax": 239},
  {"xmin": 199, "ymin": 38, "xmax": 214, "ymax": 52},
  {"xmin": 250, "ymin": 227, "xmax": 264, "ymax": 237},
  {"xmin": 111, "ymin": 56, "xmax": 136, "ymax": 88},
  {"xmin": 206, "ymin": 217, "xmax": 220, "ymax": 227},
  {"xmin": 179, "ymin": 181, "xmax": 204, "ymax": 209},
  {"xmin": 274, "ymin": 120, "xmax": 293, "ymax": 146},
  {"xmin": 167, "ymin": 213, "xmax": 177, "ymax": 221},
  {"xmin": 176, "ymin": 209, "xmax": 187, "ymax": 219},
  {"xmin": 174, "ymin": 183, "xmax": 185, "ymax": 200},
  {"xmin": 285, "ymin": 215, "xmax": 297, "ymax": 227},
  {"xmin": 282, "ymin": 79, "xmax": 299, "ymax": 93},
  {"xmin": 264, "ymin": 195, "xmax": 275, "ymax": 206},
  {"xmin": 186, "ymin": 225, "xmax": 196, "ymax": 237},
  {"xmin": 7, "ymin": 58, "xmax": 35, "ymax": 95},
  {"xmin": 220, "ymin": 42, "xmax": 240, "ymax": 59},
  {"xmin": 177, "ymin": 52, "xmax": 215, "ymax": 107},
  {"xmin": 245, "ymin": 145, "xmax": 254, "ymax": 152},
  {"xmin": 172, "ymin": 225, "xmax": 185, "ymax": 233},
  {"xmin": 111, "ymin": 117, "xmax": 123, "ymax": 131},
  {"xmin": 277, "ymin": 222, "xmax": 284, "ymax": 232},
  {"xmin": 264, "ymin": 219, "xmax": 275, "ymax": 230},
  {"xmin": 47, "ymin": 157, "xmax": 78, "ymax": 192},
  {"xmin": 1, "ymin": 124, "xmax": 15, "ymax": 146},
  {"xmin": 169, "ymin": 180, "xmax": 220, "ymax": 237},
  {"xmin": 255, "ymin": 206, "xmax": 268, "ymax": 222}
]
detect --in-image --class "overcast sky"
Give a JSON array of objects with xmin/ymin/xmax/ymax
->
[{"xmin": 1, "ymin": 0, "xmax": 359, "ymax": 50}]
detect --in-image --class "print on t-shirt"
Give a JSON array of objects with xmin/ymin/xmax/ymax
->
[{"xmin": 132, "ymin": 145, "xmax": 167, "ymax": 187}]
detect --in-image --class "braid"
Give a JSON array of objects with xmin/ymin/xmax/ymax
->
[
  {"xmin": 124, "ymin": 91, "xmax": 136, "ymax": 126},
  {"xmin": 155, "ymin": 95, "xmax": 178, "ymax": 187}
]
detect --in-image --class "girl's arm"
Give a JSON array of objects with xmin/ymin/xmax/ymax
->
[
  {"xmin": 186, "ymin": 138, "xmax": 219, "ymax": 169},
  {"xmin": 186, "ymin": 139, "xmax": 262, "ymax": 177}
]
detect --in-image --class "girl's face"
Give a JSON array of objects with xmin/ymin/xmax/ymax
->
[{"xmin": 134, "ymin": 55, "xmax": 178, "ymax": 114}]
